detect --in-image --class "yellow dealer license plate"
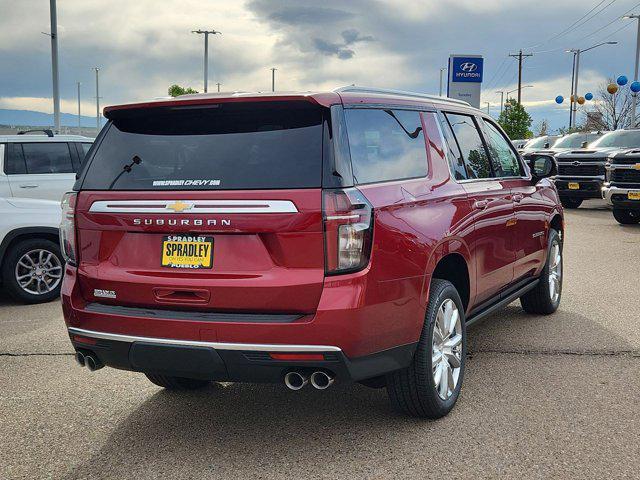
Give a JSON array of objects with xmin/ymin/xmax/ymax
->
[
  {"xmin": 161, "ymin": 235, "xmax": 213, "ymax": 269},
  {"xmin": 628, "ymin": 191, "xmax": 640, "ymax": 200},
  {"xmin": 568, "ymin": 182, "xmax": 580, "ymax": 190}
]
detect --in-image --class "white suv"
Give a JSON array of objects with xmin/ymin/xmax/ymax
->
[
  {"xmin": 0, "ymin": 130, "xmax": 93, "ymax": 202},
  {"xmin": 0, "ymin": 197, "xmax": 62, "ymax": 303}
]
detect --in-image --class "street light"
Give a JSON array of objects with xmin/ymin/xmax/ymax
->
[
  {"xmin": 566, "ymin": 41, "xmax": 617, "ymax": 128},
  {"xmin": 496, "ymin": 90, "xmax": 505, "ymax": 114},
  {"xmin": 623, "ymin": 15, "xmax": 640, "ymax": 127},
  {"xmin": 507, "ymin": 85, "xmax": 533, "ymax": 101},
  {"xmin": 439, "ymin": 67, "xmax": 447, "ymax": 96},
  {"xmin": 192, "ymin": 29, "xmax": 221, "ymax": 93}
]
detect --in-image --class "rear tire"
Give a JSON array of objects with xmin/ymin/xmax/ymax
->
[
  {"xmin": 385, "ymin": 279, "xmax": 466, "ymax": 419},
  {"xmin": 1, "ymin": 238, "xmax": 63, "ymax": 304},
  {"xmin": 612, "ymin": 208, "xmax": 640, "ymax": 225},
  {"xmin": 560, "ymin": 197, "xmax": 582, "ymax": 209},
  {"xmin": 145, "ymin": 373, "xmax": 211, "ymax": 390},
  {"xmin": 520, "ymin": 229, "xmax": 562, "ymax": 314}
]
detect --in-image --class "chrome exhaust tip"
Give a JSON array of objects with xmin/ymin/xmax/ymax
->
[
  {"xmin": 85, "ymin": 354, "xmax": 103, "ymax": 372},
  {"xmin": 310, "ymin": 371, "xmax": 334, "ymax": 390},
  {"xmin": 284, "ymin": 371, "xmax": 308, "ymax": 391},
  {"xmin": 74, "ymin": 351, "xmax": 85, "ymax": 367}
]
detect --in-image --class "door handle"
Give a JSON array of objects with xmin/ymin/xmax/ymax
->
[
  {"xmin": 512, "ymin": 193, "xmax": 524, "ymax": 203},
  {"xmin": 19, "ymin": 184, "xmax": 39, "ymax": 189},
  {"xmin": 473, "ymin": 200, "xmax": 489, "ymax": 210}
]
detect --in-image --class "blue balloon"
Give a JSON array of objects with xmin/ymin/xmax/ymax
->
[
  {"xmin": 585, "ymin": 92, "xmax": 593, "ymax": 101},
  {"xmin": 617, "ymin": 75, "xmax": 628, "ymax": 86},
  {"xmin": 555, "ymin": 95, "xmax": 564, "ymax": 104},
  {"xmin": 631, "ymin": 81, "xmax": 640, "ymax": 93}
]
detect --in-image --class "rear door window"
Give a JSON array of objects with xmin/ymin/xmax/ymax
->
[
  {"xmin": 5, "ymin": 143, "xmax": 27, "ymax": 174},
  {"xmin": 80, "ymin": 102, "xmax": 323, "ymax": 190},
  {"xmin": 344, "ymin": 108, "xmax": 427, "ymax": 184},
  {"xmin": 481, "ymin": 119, "xmax": 523, "ymax": 177},
  {"xmin": 21, "ymin": 143, "xmax": 74, "ymax": 174},
  {"xmin": 444, "ymin": 113, "xmax": 491, "ymax": 179}
]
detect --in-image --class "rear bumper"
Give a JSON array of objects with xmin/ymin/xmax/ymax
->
[
  {"xmin": 69, "ymin": 327, "xmax": 416, "ymax": 383},
  {"xmin": 602, "ymin": 185, "xmax": 640, "ymax": 209},
  {"xmin": 554, "ymin": 178, "xmax": 604, "ymax": 199}
]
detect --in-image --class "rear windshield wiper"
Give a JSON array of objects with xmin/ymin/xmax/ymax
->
[{"xmin": 108, "ymin": 155, "xmax": 142, "ymax": 189}]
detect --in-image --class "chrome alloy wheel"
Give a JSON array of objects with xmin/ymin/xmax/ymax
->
[
  {"xmin": 431, "ymin": 299, "xmax": 463, "ymax": 400},
  {"xmin": 15, "ymin": 249, "xmax": 62, "ymax": 295},
  {"xmin": 548, "ymin": 240, "xmax": 562, "ymax": 304}
]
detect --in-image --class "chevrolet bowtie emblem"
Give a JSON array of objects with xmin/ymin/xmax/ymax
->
[{"xmin": 166, "ymin": 201, "xmax": 193, "ymax": 212}]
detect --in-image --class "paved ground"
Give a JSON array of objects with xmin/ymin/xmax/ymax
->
[{"xmin": 1, "ymin": 200, "xmax": 638, "ymax": 479}]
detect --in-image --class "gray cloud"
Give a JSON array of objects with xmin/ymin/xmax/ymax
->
[{"xmin": 247, "ymin": 2, "xmax": 354, "ymax": 26}]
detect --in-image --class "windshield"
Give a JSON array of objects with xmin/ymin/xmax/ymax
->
[
  {"xmin": 553, "ymin": 133, "xmax": 599, "ymax": 148},
  {"xmin": 525, "ymin": 137, "xmax": 551, "ymax": 149},
  {"xmin": 590, "ymin": 130, "xmax": 640, "ymax": 149},
  {"xmin": 80, "ymin": 101, "xmax": 324, "ymax": 190}
]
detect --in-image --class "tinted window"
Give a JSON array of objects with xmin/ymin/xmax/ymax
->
[
  {"xmin": 438, "ymin": 114, "xmax": 468, "ymax": 180},
  {"xmin": 21, "ymin": 143, "xmax": 74, "ymax": 174},
  {"xmin": 5, "ymin": 144, "xmax": 27, "ymax": 174},
  {"xmin": 482, "ymin": 119, "xmax": 522, "ymax": 177},
  {"xmin": 345, "ymin": 109, "xmax": 427, "ymax": 184},
  {"xmin": 81, "ymin": 102, "xmax": 323, "ymax": 190},
  {"xmin": 445, "ymin": 113, "xmax": 491, "ymax": 179},
  {"xmin": 80, "ymin": 143, "xmax": 92, "ymax": 157}
]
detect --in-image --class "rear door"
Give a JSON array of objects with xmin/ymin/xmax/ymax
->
[
  {"xmin": 7, "ymin": 142, "xmax": 76, "ymax": 201},
  {"xmin": 74, "ymin": 101, "xmax": 327, "ymax": 313},
  {"xmin": 442, "ymin": 112, "xmax": 515, "ymax": 305}
]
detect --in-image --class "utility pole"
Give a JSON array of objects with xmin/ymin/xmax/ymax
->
[
  {"xmin": 216, "ymin": 82, "xmax": 222, "ymax": 93},
  {"xmin": 271, "ymin": 68, "xmax": 277, "ymax": 92},
  {"xmin": 439, "ymin": 67, "xmax": 446, "ymax": 96},
  {"xmin": 94, "ymin": 67, "xmax": 101, "ymax": 131},
  {"xmin": 625, "ymin": 14, "xmax": 640, "ymax": 128},
  {"xmin": 509, "ymin": 50, "xmax": 533, "ymax": 105},
  {"xmin": 47, "ymin": 0, "xmax": 61, "ymax": 133},
  {"xmin": 192, "ymin": 29, "xmax": 221, "ymax": 93},
  {"xmin": 496, "ymin": 91, "xmax": 504, "ymax": 114},
  {"xmin": 569, "ymin": 51, "xmax": 577, "ymax": 129},
  {"xmin": 77, "ymin": 82, "xmax": 81, "ymax": 133}
]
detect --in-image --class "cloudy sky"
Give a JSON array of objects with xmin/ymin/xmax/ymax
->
[{"xmin": 1, "ymin": 0, "xmax": 639, "ymax": 131}]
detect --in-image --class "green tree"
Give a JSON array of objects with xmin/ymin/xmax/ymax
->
[
  {"xmin": 168, "ymin": 84, "xmax": 198, "ymax": 97},
  {"xmin": 498, "ymin": 99, "xmax": 532, "ymax": 139}
]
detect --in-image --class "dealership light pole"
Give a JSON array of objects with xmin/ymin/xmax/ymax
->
[
  {"xmin": 45, "ymin": 0, "xmax": 61, "ymax": 133},
  {"xmin": 271, "ymin": 68, "xmax": 277, "ymax": 92},
  {"xmin": 439, "ymin": 67, "xmax": 446, "ymax": 96},
  {"xmin": 192, "ymin": 29, "xmax": 221, "ymax": 93},
  {"xmin": 567, "ymin": 42, "xmax": 617, "ymax": 128},
  {"xmin": 76, "ymin": 82, "xmax": 81, "ymax": 133},
  {"xmin": 624, "ymin": 14, "xmax": 640, "ymax": 128},
  {"xmin": 94, "ymin": 67, "xmax": 101, "ymax": 131},
  {"xmin": 496, "ymin": 90, "xmax": 505, "ymax": 114}
]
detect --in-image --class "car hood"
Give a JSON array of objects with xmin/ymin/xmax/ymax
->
[{"xmin": 555, "ymin": 147, "xmax": 623, "ymax": 159}]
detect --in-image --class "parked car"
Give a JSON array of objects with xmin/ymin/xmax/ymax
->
[
  {"xmin": 0, "ymin": 197, "xmax": 63, "ymax": 303},
  {"xmin": 521, "ymin": 135, "xmax": 562, "ymax": 153},
  {"xmin": 555, "ymin": 129, "xmax": 640, "ymax": 209},
  {"xmin": 60, "ymin": 87, "xmax": 563, "ymax": 419},
  {"xmin": 528, "ymin": 131, "xmax": 604, "ymax": 157},
  {"xmin": 512, "ymin": 139, "xmax": 529, "ymax": 150},
  {"xmin": 0, "ymin": 130, "xmax": 93, "ymax": 202},
  {"xmin": 602, "ymin": 145, "xmax": 640, "ymax": 224}
]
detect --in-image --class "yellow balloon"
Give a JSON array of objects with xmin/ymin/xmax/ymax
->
[
  {"xmin": 578, "ymin": 96, "xmax": 585, "ymax": 105},
  {"xmin": 570, "ymin": 94, "xmax": 576, "ymax": 102},
  {"xmin": 607, "ymin": 83, "xmax": 619, "ymax": 95}
]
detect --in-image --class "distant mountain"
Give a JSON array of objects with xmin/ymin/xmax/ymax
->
[{"xmin": 0, "ymin": 109, "xmax": 98, "ymax": 128}]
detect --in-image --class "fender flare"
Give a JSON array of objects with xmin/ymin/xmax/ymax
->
[{"xmin": 0, "ymin": 227, "xmax": 60, "ymax": 268}]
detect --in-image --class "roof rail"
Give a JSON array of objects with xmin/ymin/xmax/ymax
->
[
  {"xmin": 17, "ymin": 129, "xmax": 54, "ymax": 137},
  {"xmin": 334, "ymin": 85, "xmax": 471, "ymax": 107}
]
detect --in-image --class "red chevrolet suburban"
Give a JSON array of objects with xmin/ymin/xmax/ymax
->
[{"xmin": 60, "ymin": 87, "xmax": 564, "ymax": 418}]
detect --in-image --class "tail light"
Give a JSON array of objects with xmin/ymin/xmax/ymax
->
[
  {"xmin": 60, "ymin": 192, "xmax": 77, "ymax": 265},
  {"xmin": 323, "ymin": 188, "xmax": 373, "ymax": 275}
]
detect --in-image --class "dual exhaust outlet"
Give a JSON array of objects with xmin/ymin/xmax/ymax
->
[
  {"xmin": 284, "ymin": 370, "xmax": 334, "ymax": 391},
  {"xmin": 74, "ymin": 351, "xmax": 104, "ymax": 372}
]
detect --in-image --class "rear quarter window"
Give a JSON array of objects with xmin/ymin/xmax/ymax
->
[
  {"xmin": 344, "ymin": 108, "xmax": 428, "ymax": 185},
  {"xmin": 80, "ymin": 102, "xmax": 324, "ymax": 190}
]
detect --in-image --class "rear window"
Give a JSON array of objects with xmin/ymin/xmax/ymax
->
[{"xmin": 80, "ymin": 102, "xmax": 323, "ymax": 190}]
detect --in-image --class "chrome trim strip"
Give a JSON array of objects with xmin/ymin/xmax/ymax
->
[
  {"xmin": 68, "ymin": 327, "xmax": 342, "ymax": 352},
  {"xmin": 89, "ymin": 199, "xmax": 298, "ymax": 214},
  {"xmin": 555, "ymin": 175, "xmax": 604, "ymax": 180}
]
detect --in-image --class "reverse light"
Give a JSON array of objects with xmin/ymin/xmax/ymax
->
[
  {"xmin": 60, "ymin": 192, "xmax": 77, "ymax": 265},
  {"xmin": 323, "ymin": 188, "xmax": 373, "ymax": 275}
]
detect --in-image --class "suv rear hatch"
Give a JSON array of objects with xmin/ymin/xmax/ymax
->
[{"xmin": 73, "ymin": 100, "xmax": 328, "ymax": 314}]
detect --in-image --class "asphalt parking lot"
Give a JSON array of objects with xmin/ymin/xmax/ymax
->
[{"xmin": 1, "ymin": 199, "xmax": 639, "ymax": 479}]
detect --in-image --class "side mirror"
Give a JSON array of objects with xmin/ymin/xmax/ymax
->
[{"xmin": 528, "ymin": 154, "xmax": 556, "ymax": 182}]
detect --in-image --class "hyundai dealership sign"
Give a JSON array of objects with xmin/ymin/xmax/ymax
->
[{"xmin": 447, "ymin": 55, "xmax": 483, "ymax": 108}]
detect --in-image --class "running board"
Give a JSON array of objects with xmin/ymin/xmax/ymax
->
[{"xmin": 466, "ymin": 278, "xmax": 539, "ymax": 328}]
